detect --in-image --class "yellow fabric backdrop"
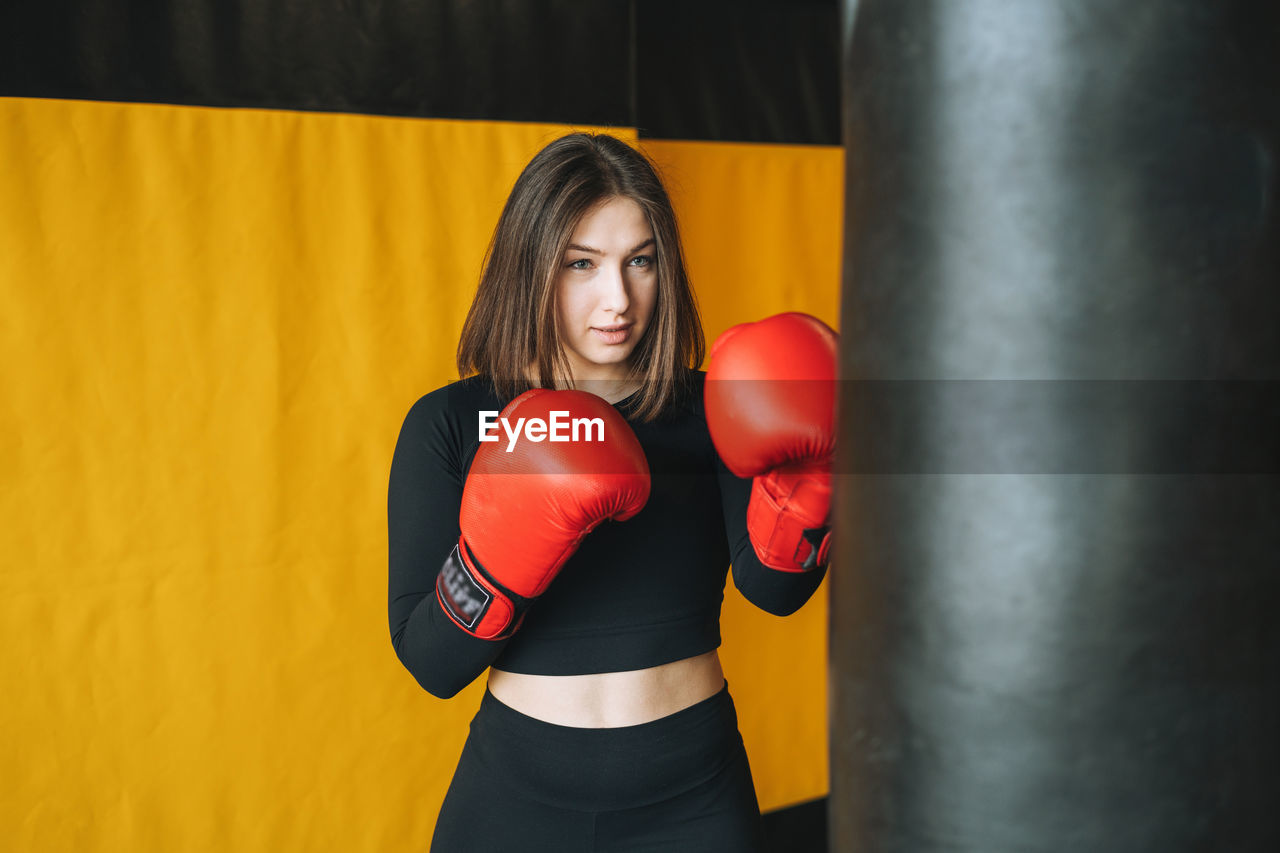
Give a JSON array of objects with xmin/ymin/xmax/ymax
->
[{"xmin": 0, "ymin": 96, "xmax": 841, "ymax": 850}]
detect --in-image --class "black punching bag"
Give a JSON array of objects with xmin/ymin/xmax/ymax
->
[{"xmin": 832, "ymin": 1, "xmax": 1280, "ymax": 850}]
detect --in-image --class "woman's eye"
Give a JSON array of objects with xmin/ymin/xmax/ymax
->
[
  {"xmin": 629, "ymin": 255, "xmax": 654, "ymax": 268},
  {"xmin": 567, "ymin": 258, "xmax": 592, "ymax": 270}
]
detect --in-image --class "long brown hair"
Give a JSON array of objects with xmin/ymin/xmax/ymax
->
[{"xmin": 456, "ymin": 133, "xmax": 704, "ymax": 421}]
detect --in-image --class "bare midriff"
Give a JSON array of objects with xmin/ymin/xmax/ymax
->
[{"xmin": 487, "ymin": 650, "xmax": 725, "ymax": 728}]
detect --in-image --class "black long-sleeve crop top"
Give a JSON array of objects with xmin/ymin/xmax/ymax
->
[{"xmin": 387, "ymin": 370, "xmax": 826, "ymax": 699}]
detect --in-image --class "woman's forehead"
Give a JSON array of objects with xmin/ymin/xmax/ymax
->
[{"xmin": 569, "ymin": 197, "xmax": 653, "ymax": 245}]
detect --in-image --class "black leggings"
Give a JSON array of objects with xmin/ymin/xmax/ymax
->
[{"xmin": 431, "ymin": 683, "xmax": 763, "ymax": 852}]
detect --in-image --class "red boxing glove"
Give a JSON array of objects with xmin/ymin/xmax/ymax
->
[
  {"xmin": 436, "ymin": 389, "xmax": 651, "ymax": 639},
  {"xmin": 705, "ymin": 312, "xmax": 837, "ymax": 572}
]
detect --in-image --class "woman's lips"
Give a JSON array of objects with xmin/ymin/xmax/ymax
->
[{"xmin": 591, "ymin": 325, "xmax": 632, "ymax": 345}]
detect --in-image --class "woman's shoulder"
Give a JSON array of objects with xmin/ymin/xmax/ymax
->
[
  {"xmin": 422, "ymin": 373, "xmax": 500, "ymax": 404},
  {"xmin": 400, "ymin": 375, "xmax": 503, "ymax": 435}
]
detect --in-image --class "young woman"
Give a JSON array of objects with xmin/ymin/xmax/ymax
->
[{"xmin": 387, "ymin": 132, "xmax": 833, "ymax": 852}]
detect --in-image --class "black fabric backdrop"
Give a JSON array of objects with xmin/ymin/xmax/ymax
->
[{"xmin": 0, "ymin": 0, "xmax": 840, "ymax": 144}]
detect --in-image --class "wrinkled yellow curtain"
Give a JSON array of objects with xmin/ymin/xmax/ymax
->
[{"xmin": 0, "ymin": 96, "xmax": 841, "ymax": 850}]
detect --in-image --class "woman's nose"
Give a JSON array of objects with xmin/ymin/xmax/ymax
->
[{"xmin": 598, "ymin": 264, "xmax": 631, "ymax": 314}]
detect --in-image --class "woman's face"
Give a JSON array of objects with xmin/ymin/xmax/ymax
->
[{"xmin": 554, "ymin": 196, "xmax": 658, "ymax": 385}]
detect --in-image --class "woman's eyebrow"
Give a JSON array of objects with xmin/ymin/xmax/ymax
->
[{"xmin": 565, "ymin": 237, "xmax": 656, "ymax": 255}]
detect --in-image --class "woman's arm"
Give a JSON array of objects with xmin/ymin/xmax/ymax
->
[{"xmin": 387, "ymin": 390, "xmax": 511, "ymax": 699}]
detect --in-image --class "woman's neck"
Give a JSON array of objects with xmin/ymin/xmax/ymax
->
[
  {"xmin": 575, "ymin": 377, "xmax": 639, "ymax": 404},
  {"xmin": 528, "ymin": 365, "xmax": 639, "ymax": 404}
]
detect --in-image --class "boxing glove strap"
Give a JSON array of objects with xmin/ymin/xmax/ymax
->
[
  {"xmin": 436, "ymin": 538, "xmax": 530, "ymax": 640},
  {"xmin": 801, "ymin": 526, "xmax": 832, "ymax": 571},
  {"xmin": 747, "ymin": 470, "xmax": 833, "ymax": 572}
]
